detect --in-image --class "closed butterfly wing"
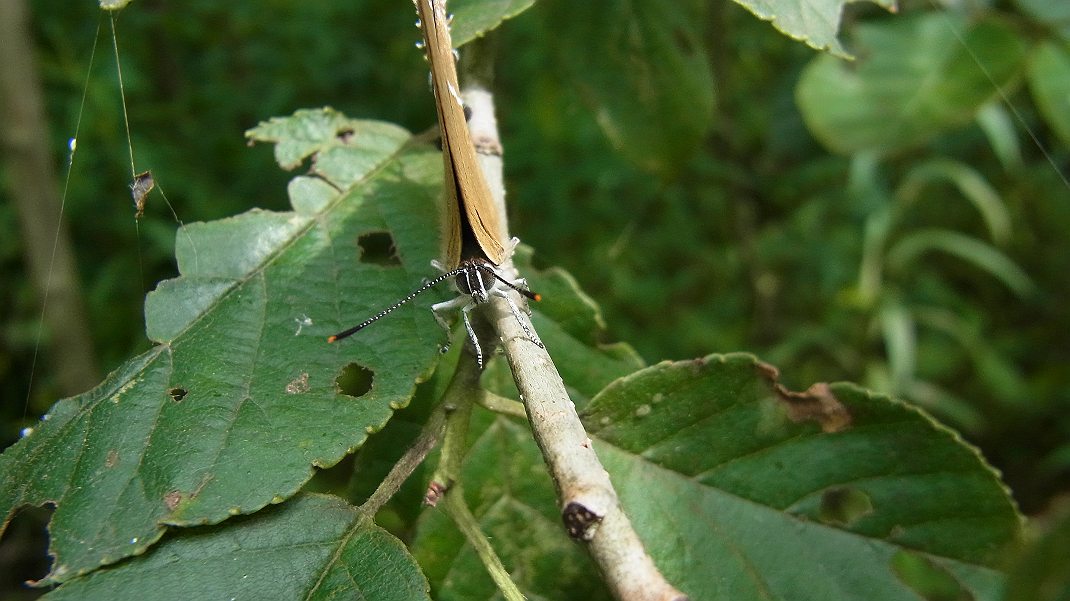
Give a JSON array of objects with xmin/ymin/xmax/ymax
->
[{"xmin": 416, "ymin": 0, "xmax": 506, "ymax": 266}]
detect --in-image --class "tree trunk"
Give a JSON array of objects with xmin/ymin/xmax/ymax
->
[{"xmin": 0, "ymin": 0, "xmax": 99, "ymax": 397}]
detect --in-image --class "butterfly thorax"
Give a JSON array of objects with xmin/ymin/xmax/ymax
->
[{"xmin": 454, "ymin": 258, "xmax": 498, "ymax": 303}]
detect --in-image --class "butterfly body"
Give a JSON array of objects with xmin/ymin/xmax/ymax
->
[{"xmin": 329, "ymin": 0, "xmax": 542, "ymax": 368}]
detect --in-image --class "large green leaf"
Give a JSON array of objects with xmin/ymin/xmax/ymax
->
[
  {"xmin": 730, "ymin": 0, "xmax": 896, "ymax": 58},
  {"xmin": 584, "ymin": 354, "xmax": 1020, "ymax": 600},
  {"xmin": 539, "ymin": 0, "xmax": 715, "ymax": 176},
  {"xmin": 414, "ymin": 352, "xmax": 1019, "ymax": 599},
  {"xmin": 1027, "ymin": 40, "xmax": 1070, "ymax": 148},
  {"xmin": 797, "ymin": 13, "xmax": 1027, "ymax": 155},
  {"xmin": 449, "ymin": 0, "xmax": 535, "ymax": 46},
  {"xmin": 0, "ymin": 109, "xmax": 451, "ymax": 584},
  {"xmin": 42, "ymin": 494, "xmax": 430, "ymax": 601}
]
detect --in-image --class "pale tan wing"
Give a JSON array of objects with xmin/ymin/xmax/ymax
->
[{"xmin": 416, "ymin": 0, "xmax": 506, "ymax": 265}]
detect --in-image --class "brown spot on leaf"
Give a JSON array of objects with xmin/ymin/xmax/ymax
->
[
  {"xmin": 285, "ymin": 372, "xmax": 310, "ymax": 394},
  {"xmin": 105, "ymin": 449, "xmax": 119, "ymax": 468},
  {"xmin": 164, "ymin": 490, "xmax": 183, "ymax": 511},
  {"xmin": 819, "ymin": 487, "xmax": 874, "ymax": 526},
  {"xmin": 757, "ymin": 360, "xmax": 852, "ymax": 432},
  {"xmin": 756, "ymin": 360, "xmax": 780, "ymax": 380},
  {"xmin": 688, "ymin": 356, "xmax": 709, "ymax": 375},
  {"xmin": 673, "ymin": 27, "xmax": 695, "ymax": 56}
]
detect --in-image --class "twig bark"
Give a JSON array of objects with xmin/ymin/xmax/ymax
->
[{"xmin": 463, "ymin": 87, "xmax": 689, "ymax": 601}]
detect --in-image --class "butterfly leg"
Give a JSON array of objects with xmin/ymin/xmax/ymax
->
[
  {"xmin": 493, "ymin": 289, "xmax": 544, "ymax": 349},
  {"xmin": 431, "ymin": 295, "xmax": 470, "ymax": 355},
  {"xmin": 460, "ymin": 302, "xmax": 484, "ymax": 369}
]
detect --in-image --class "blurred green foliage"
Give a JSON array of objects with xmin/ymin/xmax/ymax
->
[{"xmin": 1, "ymin": 0, "xmax": 1068, "ymax": 591}]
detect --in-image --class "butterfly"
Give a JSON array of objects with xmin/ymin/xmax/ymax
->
[{"xmin": 329, "ymin": 0, "xmax": 542, "ymax": 368}]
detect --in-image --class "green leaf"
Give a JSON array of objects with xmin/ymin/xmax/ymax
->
[
  {"xmin": 896, "ymin": 158, "xmax": 1012, "ymax": 244},
  {"xmin": 1027, "ymin": 41, "xmax": 1070, "ymax": 148},
  {"xmin": 449, "ymin": 0, "xmax": 536, "ymax": 47},
  {"xmin": 976, "ymin": 103, "xmax": 1024, "ymax": 171},
  {"xmin": 539, "ymin": 0, "xmax": 715, "ymax": 176},
  {"xmin": 0, "ymin": 108, "xmax": 451, "ymax": 584},
  {"xmin": 730, "ymin": 0, "xmax": 896, "ymax": 58},
  {"xmin": 1013, "ymin": 0, "xmax": 1070, "ymax": 42},
  {"xmin": 797, "ymin": 13, "xmax": 1027, "ymax": 155},
  {"xmin": 1003, "ymin": 505, "xmax": 1070, "ymax": 601},
  {"xmin": 583, "ymin": 354, "xmax": 1020, "ymax": 600},
  {"xmin": 886, "ymin": 229, "xmax": 1035, "ymax": 298},
  {"xmin": 879, "ymin": 301, "xmax": 916, "ymax": 393},
  {"xmin": 42, "ymin": 494, "xmax": 430, "ymax": 601},
  {"xmin": 891, "ymin": 549, "xmax": 976, "ymax": 601}
]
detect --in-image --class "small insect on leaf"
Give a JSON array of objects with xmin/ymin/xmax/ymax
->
[{"xmin": 130, "ymin": 171, "xmax": 155, "ymax": 220}]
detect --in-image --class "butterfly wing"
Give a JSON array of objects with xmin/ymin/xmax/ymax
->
[{"xmin": 416, "ymin": 0, "xmax": 506, "ymax": 266}]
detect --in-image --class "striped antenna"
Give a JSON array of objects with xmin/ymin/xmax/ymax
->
[
  {"xmin": 327, "ymin": 262, "xmax": 541, "ymax": 343},
  {"xmin": 327, "ymin": 267, "xmax": 466, "ymax": 343},
  {"xmin": 489, "ymin": 271, "xmax": 541, "ymax": 301}
]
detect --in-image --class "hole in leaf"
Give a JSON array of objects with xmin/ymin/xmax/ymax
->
[
  {"xmin": 0, "ymin": 504, "xmax": 54, "ymax": 587},
  {"xmin": 818, "ymin": 486, "xmax": 874, "ymax": 526},
  {"xmin": 891, "ymin": 550, "xmax": 973, "ymax": 601},
  {"xmin": 336, "ymin": 127, "xmax": 355, "ymax": 143},
  {"xmin": 358, "ymin": 232, "xmax": 400, "ymax": 266},
  {"xmin": 168, "ymin": 387, "xmax": 188, "ymax": 402},
  {"xmin": 336, "ymin": 363, "xmax": 373, "ymax": 398}
]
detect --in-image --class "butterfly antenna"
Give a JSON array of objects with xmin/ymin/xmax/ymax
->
[
  {"xmin": 328, "ymin": 268, "xmax": 464, "ymax": 343},
  {"xmin": 490, "ymin": 271, "xmax": 541, "ymax": 301}
]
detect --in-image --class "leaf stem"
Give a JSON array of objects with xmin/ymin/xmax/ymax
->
[
  {"xmin": 476, "ymin": 390, "xmax": 527, "ymax": 419},
  {"xmin": 430, "ymin": 354, "xmax": 525, "ymax": 599},
  {"xmin": 358, "ymin": 403, "xmax": 446, "ymax": 518},
  {"xmin": 431, "ymin": 354, "xmax": 481, "ymax": 486},
  {"xmin": 441, "ymin": 485, "xmax": 526, "ymax": 601}
]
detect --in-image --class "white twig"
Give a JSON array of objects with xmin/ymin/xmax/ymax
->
[{"xmin": 463, "ymin": 85, "xmax": 689, "ymax": 601}]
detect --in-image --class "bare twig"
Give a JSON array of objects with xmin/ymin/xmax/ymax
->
[{"xmin": 463, "ymin": 86, "xmax": 689, "ymax": 601}]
